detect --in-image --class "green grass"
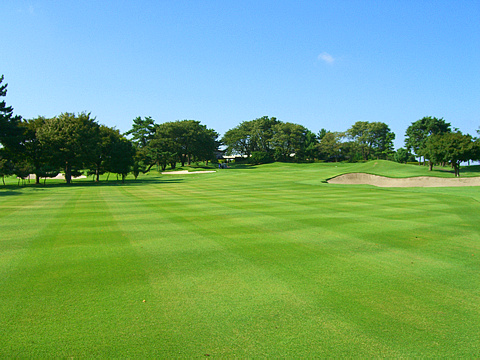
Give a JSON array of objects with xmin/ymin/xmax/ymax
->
[{"xmin": 1, "ymin": 161, "xmax": 480, "ymax": 357}]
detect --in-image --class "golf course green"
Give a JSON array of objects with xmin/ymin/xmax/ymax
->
[{"xmin": 1, "ymin": 161, "xmax": 479, "ymax": 357}]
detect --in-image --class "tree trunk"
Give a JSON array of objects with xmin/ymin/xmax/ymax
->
[
  {"xmin": 95, "ymin": 168, "xmax": 100, "ymax": 182},
  {"xmin": 65, "ymin": 163, "xmax": 72, "ymax": 184},
  {"xmin": 428, "ymin": 161, "xmax": 433, "ymax": 171},
  {"xmin": 35, "ymin": 174, "xmax": 40, "ymax": 184},
  {"xmin": 454, "ymin": 162, "xmax": 460, "ymax": 177}
]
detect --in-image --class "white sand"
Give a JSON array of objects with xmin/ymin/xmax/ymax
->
[{"xmin": 327, "ymin": 173, "xmax": 480, "ymax": 187}]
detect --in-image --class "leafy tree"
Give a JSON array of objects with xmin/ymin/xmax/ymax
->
[
  {"xmin": 250, "ymin": 151, "xmax": 273, "ymax": 165},
  {"xmin": 318, "ymin": 128, "xmax": 327, "ymax": 141},
  {"xmin": 89, "ymin": 125, "xmax": 133, "ymax": 182},
  {"xmin": 369, "ymin": 122, "xmax": 395, "ymax": 159},
  {"xmin": 125, "ymin": 116, "xmax": 157, "ymax": 177},
  {"xmin": 0, "ymin": 149, "xmax": 14, "ymax": 185},
  {"xmin": 346, "ymin": 121, "xmax": 395, "ymax": 160},
  {"xmin": 394, "ymin": 148, "xmax": 416, "ymax": 164},
  {"xmin": 222, "ymin": 121, "xmax": 255, "ymax": 156},
  {"xmin": 153, "ymin": 120, "xmax": 218, "ymax": 167},
  {"xmin": 302, "ymin": 129, "xmax": 319, "ymax": 161},
  {"xmin": 405, "ymin": 116, "xmax": 451, "ymax": 166},
  {"xmin": 346, "ymin": 121, "xmax": 371, "ymax": 160},
  {"xmin": 105, "ymin": 136, "xmax": 135, "ymax": 182},
  {"xmin": 339, "ymin": 140, "xmax": 362, "ymax": 162},
  {"xmin": 0, "ymin": 75, "xmax": 23, "ymax": 154},
  {"xmin": 37, "ymin": 112, "xmax": 100, "ymax": 184},
  {"xmin": 13, "ymin": 159, "xmax": 33, "ymax": 186},
  {"xmin": 144, "ymin": 135, "xmax": 178, "ymax": 171},
  {"xmin": 250, "ymin": 116, "xmax": 280, "ymax": 155},
  {"xmin": 270, "ymin": 122, "xmax": 306, "ymax": 161},
  {"xmin": 191, "ymin": 127, "xmax": 220, "ymax": 165},
  {"xmin": 317, "ymin": 131, "xmax": 344, "ymax": 161},
  {"xmin": 20, "ymin": 117, "xmax": 50, "ymax": 184},
  {"xmin": 424, "ymin": 131, "xmax": 476, "ymax": 176},
  {"xmin": 125, "ymin": 116, "xmax": 156, "ymax": 148}
]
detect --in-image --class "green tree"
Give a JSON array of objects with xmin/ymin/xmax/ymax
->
[
  {"xmin": 0, "ymin": 149, "xmax": 14, "ymax": 185},
  {"xmin": 346, "ymin": 121, "xmax": 371, "ymax": 160},
  {"xmin": 346, "ymin": 121, "xmax": 395, "ymax": 160},
  {"xmin": 424, "ymin": 131, "xmax": 476, "ymax": 176},
  {"xmin": 302, "ymin": 129, "xmax": 319, "ymax": 161},
  {"xmin": 0, "ymin": 75, "xmax": 23, "ymax": 154},
  {"xmin": 270, "ymin": 122, "xmax": 309, "ymax": 161},
  {"xmin": 250, "ymin": 116, "xmax": 280, "ymax": 155},
  {"xmin": 37, "ymin": 112, "xmax": 100, "ymax": 184},
  {"xmin": 154, "ymin": 120, "xmax": 218, "ymax": 167},
  {"xmin": 125, "ymin": 116, "xmax": 156, "ymax": 148},
  {"xmin": 318, "ymin": 128, "xmax": 327, "ymax": 141},
  {"xmin": 89, "ymin": 125, "xmax": 133, "ymax": 182},
  {"xmin": 369, "ymin": 122, "xmax": 395, "ymax": 159},
  {"xmin": 105, "ymin": 136, "xmax": 135, "ymax": 182},
  {"xmin": 13, "ymin": 159, "xmax": 33, "ymax": 186},
  {"xmin": 125, "ymin": 116, "xmax": 157, "ymax": 177},
  {"xmin": 145, "ymin": 135, "xmax": 178, "ymax": 171},
  {"xmin": 191, "ymin": 127, "xmax": 220, "ymax": 165},
  {"xmin": 20, "ymin": 117, "xmax": 51, "ymax": 184},
  {"xmin": 222, "ymin": 121, "xmax": 255, "ymax": 156},
  {"xmin": 394, "ymin": 148, "xmax": 416, "ymax": 164},
  {"xmin": 222, "ymin": 116, "xmax": 280, "ymax": 159},
  {"xmin": 405, "ymin": 116, "xmax": 451, "ymax": 167},
  {"xmin": 317, "ymin": 131, "xmax": 344, "ymax": 162}
]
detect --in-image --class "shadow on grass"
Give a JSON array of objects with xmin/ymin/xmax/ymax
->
[
  {"xmin": 1, "ymin": 177, "xmax": 184, "ymax": 191},
  {"xmin": 460, "ymin": 165, "xmax": 480, "ymax": 174},
  {"xmin": 0, "ymin": 189, "xmax": 22, "ymax": 197}
]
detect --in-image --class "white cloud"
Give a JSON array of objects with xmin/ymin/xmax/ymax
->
[{"xmin": 318, "ymin": 52, "xmax": 335, "ymax": 64}]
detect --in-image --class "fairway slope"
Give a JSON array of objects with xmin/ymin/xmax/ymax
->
[{"xmin": 328, "ymin": 172, "xmax": 480, "ymax": 187}]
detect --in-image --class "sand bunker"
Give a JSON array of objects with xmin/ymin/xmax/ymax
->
[
  {"xmin": 161, "ymin": 170, "xmax": 216, "ymax": 175},
  {"xmin": 328, "ymin": 173, "xmax": 480, "ymax": 187}
]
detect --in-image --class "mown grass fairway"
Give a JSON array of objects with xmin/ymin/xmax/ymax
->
[{"xmin": 1, "ymin": 161, "xmax": 480, "ymax": 357}]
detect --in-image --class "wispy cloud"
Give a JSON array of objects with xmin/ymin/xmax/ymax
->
[{"xmin": 318, "ymin": 52, "xmax": 335, "ymax": 64}]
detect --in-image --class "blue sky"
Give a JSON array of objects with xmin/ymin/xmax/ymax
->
[{"xmin": 2, "ymin": 1, "xmax": 479, "ymax": 149}]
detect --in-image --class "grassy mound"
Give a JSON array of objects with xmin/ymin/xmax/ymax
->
[{"xmin": 1, "ymin": 161, "xmax": 479, "ymax": 357}]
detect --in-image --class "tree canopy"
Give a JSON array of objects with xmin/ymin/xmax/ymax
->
[
  {"xmin": 346, "ymin": 121, "xmax": 395, "ymax": 160},
  {"xmin": 405, "ymin": 116, "xmax": 451, "ymax": 165},
  {"xmin": 36, "ymin": 112, "xmax": 100, "ymax": 184},
  {"xmin": 0, "ymin": 75, "xmax": 23, "ymax": 154},
  {"xmin": 424, "ymin": 132, "xmax": 478, "ymax": 176}
]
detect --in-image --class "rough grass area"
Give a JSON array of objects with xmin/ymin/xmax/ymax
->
[{"xmin": 1, "ymin": 161, "xmax": 479, "ymax": 357}]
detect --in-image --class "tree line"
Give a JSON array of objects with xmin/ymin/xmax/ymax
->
[
  {"xmin": 1, "ymin": 74, "xmax": 479, "ymax": 184},
  {"xmin": 222, "ymin": 116, "xmax": 398, "ymax": 164},
  {"xmin": 0, "ymin": 76, "xmax": 219, "ymax": 184}
]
